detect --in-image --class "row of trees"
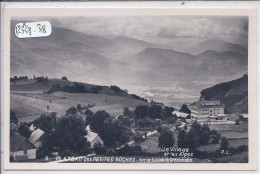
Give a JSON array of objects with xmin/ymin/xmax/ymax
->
[
  {"xmin": 133, "ymin": 105, "xmax": 175, "ymax": 120},
  {"xmin": 38, "ymin": 114, "xmax": 91, "ymax": 157},
  {"xmin": 10, "ymin": 76, "xmax": 28, "ymax": 82},
  {"xmin": 86, "ymin": 110, "xmax": 132, "ymax": 148},
  {"xmin": 47, "ymin": 83, "xmax": 103, "ymax": 94},
  {"xmin": 177, "ymin": 121, "xmax": 221, "ymax": 150},
  {"xmin": 35, "ymin": 76, "xmax": 49, "ymax": 83}
]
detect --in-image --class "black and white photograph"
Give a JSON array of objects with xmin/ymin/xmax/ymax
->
[{"xmin": 2, "ymin": 7, "xmax": 257, "ymax": 170}]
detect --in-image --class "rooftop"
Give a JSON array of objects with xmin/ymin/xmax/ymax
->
[
  {"xmin": 10, "ymin": 134, "xmax": 27, "ymax": 152},
  {"xmin": 29, "ymin": 128, "xmax": 44, "ymax": 145}
]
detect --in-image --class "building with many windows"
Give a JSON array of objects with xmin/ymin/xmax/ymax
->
[{"xmin": 190, "ymin": 100, "xmax": 225, "ymax": 119}]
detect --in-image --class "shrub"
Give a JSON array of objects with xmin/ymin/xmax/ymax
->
[
  {"xmin": 61, "ymin": 149, "xmax": 77, "ymax": 158},
  {"xmin": 61, "ymin": 76, "xmax": 68, "ymax": 81},
  {"xmin": 94, "ymin": 143, "xmax": 107, "ymax": 155},
  {"xmin": 158, "ymin": 129, "xmax": 175, "ymax": 149}
]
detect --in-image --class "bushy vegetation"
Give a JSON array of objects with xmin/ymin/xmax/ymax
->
[
  {"xmin": 131, "ymin": 94, "xmax": 148, "ymax": 102},
  {"xmin": 86, "ymin": 110, "xmax": 132, "ymax": 148},
  {"xmin": 38, "ymin": 114, "xmax": 90, "ymax": 158},
  {"xmin": 179, "ymin": 104, "xmax": 191, "ymax": 115},
  {"xmin": 29, "ymin": 112, "xmax": 57, "ymax": 133},
  {"xmin": 158, "ymin": 128, "xmax": 175, "ymax": 149},
  {"xmin": 47, "ymin": 83, "xmax": 103, "ymax": 94},
  {"xmin": 110, "ymin": 85, "xmax": 127, "ymax": 93},
  {"xmin": 10, "ymin": 110, "xmax": 18, "ymax": 125},
  {"xmin": 18, "ymin": 122, "xmax": 32, "ymax": 139},
  {"xmin": 177, "ymin": 121, "xmax": 221, "ymax": 150},
  {"xmin": 10, "ymin": 75, "xmax": 28, "ymax": 82},
  {"xmin": 200, "ymin": 74, "xmax": 248, "ymax": 113},
  {"xmin": 61, "ymin": 76, "xmax": 68, "ymax": 81},
  {"xmin": 134, "ymin": 105, "xmax": 176, "ymax": 121},
  {"xmin": 35, "ymin": 76, "xmax": 48, "ymax": 83}
]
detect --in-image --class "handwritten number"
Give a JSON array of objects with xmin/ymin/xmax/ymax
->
[{"xmin": 37, "ymin": 24, "xmax": 46, "ymax": 33}]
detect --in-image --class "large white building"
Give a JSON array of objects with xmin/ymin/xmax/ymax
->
[{"xmin": 190, "ymin": 100, "xmax": 227, "ymax": 121}]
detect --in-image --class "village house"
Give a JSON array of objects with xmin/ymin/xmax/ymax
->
[
  {"xmin": 29, "ymin": 128, "xmax": 45, "ymax": 148},
  {"xmin": 190, "ymin": 100, "xmax": 228, "ymax": 121},
  {"xmin": 85, "ymin": 125, "xmax": 104, "ymax": 148},
  {"xmin": 239, "ymin": 113, "xmax": 248, "ymax": 121},
  {"xmin": 10, "ymin": 133, "xmax": 37, "ymax": 161},
  {"xmin": 172, "ymin": 111, "xmax": 189, "ymax": 119}
]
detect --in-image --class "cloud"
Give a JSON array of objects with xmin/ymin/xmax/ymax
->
[
  {"xmin": 157, "ymin": 17, "xmax": 248, "ymax": 40},
  {"xmin": 13, "ymin": 15, "xmax": 248, "ymax": 45}
]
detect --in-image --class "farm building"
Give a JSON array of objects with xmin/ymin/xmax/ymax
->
[
  {"xmin": 29, "ymin": 124, "xmax": 36, "ymax": 132},
  {"xmin": 10, "ymin": 134, "xmax": 36, "ymax": 161},
  {"xmin": 190, "ymin": 100, "xmax": 225, "ymax": 119},
  {"xmin": 85, "ymin": 125, "xmax": 104, "ymax": 148},
  {"xmin": 172, "ymin": 111, "xmax": 189, "ymax": 118},
  {"xmin": 239, "ymin": 113, "xmax": 248, "ymax": 121},
  {"xmin": 29, "ymin": 128, "xmax": 44, "ymax": 148}
]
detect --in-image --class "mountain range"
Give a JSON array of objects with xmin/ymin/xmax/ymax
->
[{"xmin": 10, "ymin": 25, "xmax": 248, "ymax": 105}]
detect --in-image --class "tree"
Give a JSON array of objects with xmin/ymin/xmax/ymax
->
[
  {"xmin": 85, "ymin": 109, "xmax": 94, "ymax": 125},
  {"xmin": 89, "ymin": 110, "xmax": 110, "ymax": 133},
  {"xmin": 123, "ymin": 107, "xmax": 130, "ymax": 116},
  {"xmin": 66, "ymin": 106, "xmax": 77, "ymax": 115},
  {"xmin": 199, "ymin": 124, "xmax": 211, "ymax": 145},
  {"xmin": 220, "ymin": 137, "xmax": 229, "ymax": 151},
  {"xmin": 210, "ymin": 129, "xmax": 221, "ymax": 144},
  {"xmin": 61, "ymin": 76, "xmax": 68, "ymax": 81},
  {"xmin": 148, "ymin": 105, "xmax": 163, "ymax": 119},
  {"xmin": 42, "ymin": 115, "xmax": 90, "ymax": 155},
  {"xmin": 134, "ymin": 105, "xmax": 149, "ymax": 119},
  {"xmin": 136, "ymin": 118, "xmax": 156, "ymax": 128},
  {"xmin": 94, "ymin": 143, "xmax": 107, "ymax": 155},
  {"xmin": 32, "ymin": 113, "xmax": 56, "ymax": 133},
  {"xmin": 47, "ymin": 84, "xmax": 61, "ymax": 94},
  {"xmin": 77, "ymin": 104, "xmax": 82, "ymax": 110},
  {"xmin": 179, "ymin": 104, "xmax": 191, "ymax": 114},
  {"xmin": 158, "ymin": 129, "xmax": 175, "ymax": 149},
  {"xmin": 18, "ymin": 122, "xmax": 31, "ymax": 139},
  {"xmin": 157, "ymin": 125, "xmax": 170, "ymax": 133},
  {"xmin": 235, "ymin": 119, "xmax": 240, "ymax": 125},
  {"xmin": 10, "ymin": 110, "xmax": 18, "ymax": 125},
  {"xmin": 177, "ymin": 130, "xmax": 186, "ymax": 147},
  {"xmin": 97, "ymin": 118, "xmax": 131, "ymax": 148},
  {"xmin": 163, "ymin": 106, "xmax": 174, "ymax": 120}
]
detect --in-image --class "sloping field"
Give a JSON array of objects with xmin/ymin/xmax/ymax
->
[
  {"xmin": 209, "ymin": 122, "xmax": 248, "ymax": 139},
  {"xmin": 11, "ymin": 90, "xmax": 148, "ymax": 123}
]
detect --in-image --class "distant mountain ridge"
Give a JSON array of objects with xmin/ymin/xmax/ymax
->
[
  {"xmin": 199, "ymin": 74, "xmax": 248, "ymax": 114},
  {"xmin": 10, "ymin": 25, "xmax": 248, "ymax": 104}
]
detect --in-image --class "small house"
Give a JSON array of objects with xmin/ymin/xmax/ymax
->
[
  {"xmin": 10, "ymin": 134, "xmax": 36, "ymax": 161},
  {"xmin": 85, "ymin": 125, "xmax": 104, "ymax": 148},
  {"xmin": 172, "ymin": 111, "xmax": 189, "ymax": 118},
  {"xmin": 239, "ymin": 113, "xmax": 248, "ymax": 121},
  {"xmin": 29, "ymin": 128, "xmax": 44, "ymax": 148}
]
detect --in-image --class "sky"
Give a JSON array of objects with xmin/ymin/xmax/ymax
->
[
  {"xmin": 14, "ymin": 15, "xmax": 248, "ymax": 46},
  {"xmin": 48, "ymin": 16, "xmax": 248, "ymax": 46}
]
